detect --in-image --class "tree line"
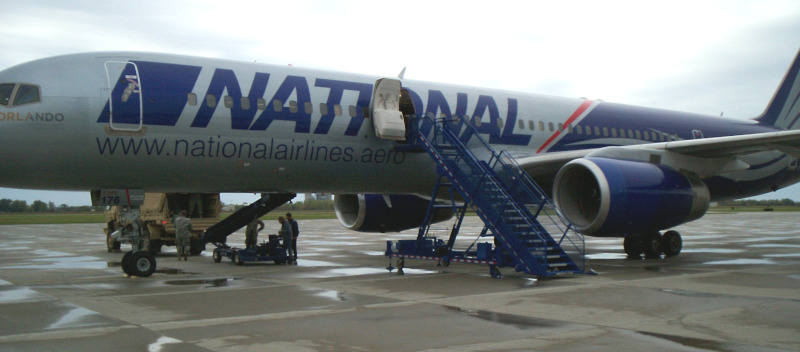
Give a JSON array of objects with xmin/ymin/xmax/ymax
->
[
  {"xmin": 715, "ymin": 198, "xmax": 799, "ymax": 207},
  {"xmin": 0, "ymin": 199, "xmax": 105, "ymax": 213},
  {"xmin": 0, "ymin": 198, "xmax": 335, "ymax": 213}
]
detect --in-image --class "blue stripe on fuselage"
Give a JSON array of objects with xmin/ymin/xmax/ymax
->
[{"xmin": 548, "ymin": 102, "xmax": 781, "ymax": 152}]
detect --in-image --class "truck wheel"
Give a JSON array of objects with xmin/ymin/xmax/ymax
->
[
  {"xmin": 189, "ymin": 239, "xmax": 204, "ymax": 255},
  {"xmin": 234, "ymin": 253, "xmax": 244, "ymax": 266},
  {"xmin": 213, "ymin": 250, "xmax": 222, "ymax": 263},
  {"xmin": 130, "ymin": 251, "xmax": 157, "ymax": 277},
  {"xmin": 121, "ymin": 251, "xmax": 134, "ymax": 276}
]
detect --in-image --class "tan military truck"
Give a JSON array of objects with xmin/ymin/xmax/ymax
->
[{"xmin": 105, "ymin": 193, "xmax": 221, "ymax": 255}]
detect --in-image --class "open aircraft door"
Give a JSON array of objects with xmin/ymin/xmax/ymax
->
[
  {"xmin": 370, "ymin": 78, "xmax": 406, "ymax": 141},
  {"xmin": 104, "ymin": 61, "xmax": 144, "ymax": 132}
]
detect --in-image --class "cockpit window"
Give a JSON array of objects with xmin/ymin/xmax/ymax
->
[
  {"xmin": 12, "ymin": 84, "xmax": 41, "ymax": 106},
  {"xmin": 0, "ymin": 83, "xmax": 41, "ymax": 107},
  {"xmin": 0, "ymin": 83, "xmax": 14, "ymax": 106}
]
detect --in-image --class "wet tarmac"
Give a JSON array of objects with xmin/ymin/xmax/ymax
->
[{"xmin": 0, "ymin": 213, "xmax": 798, "ymax": 351}]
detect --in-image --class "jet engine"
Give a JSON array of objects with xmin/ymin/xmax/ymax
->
[
  {"xmin": 552, "ymin": 157, "xmax": 710, "ymax": 236},
  {"xmin": 334, "ymin": 194, "xmax": 453, "ymax": 232}
]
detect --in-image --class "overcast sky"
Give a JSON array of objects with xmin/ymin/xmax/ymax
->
[{"xmin": 1, "ymin": 0, "xmax": 800, "ymax": 205}]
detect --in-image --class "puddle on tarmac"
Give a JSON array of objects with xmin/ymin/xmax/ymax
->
[
  {"xmin": 444, "ymin": 306, "xmax": 565, "ymax": 330},
  {"xmin": 298, "ymin": 267, "xmax": 435, "ymax": 278},
  {"xmin": 156, "ymin": 268, "xmax": 189, "ymax": 275},
  {"xmin": 0, "ymin": 287, "xmax": 53, "ymax": 304},
  {"xmin": 0, "ymin": 279, "xmax": 11, "ymax": 286},
  {"xmin": 164, "ymin": 278, "xmax": 240, "ymax": 287},
  {"xmin": 682, "ymin": 248, "xmax": 744, "ymax": 254},
  {"xmin": 312, "ymin": 289, "xmax": 349, "ymax": 302},
  {"xmin": 703, "ymin": 259, "xmax": 777, "ymax": 265},
  {"xmin": 763, "ymin": 253, "xmax": 800, "ymax": 258},
  {"xmin": 747, "ymin": 244, "xmax": 800, "ymax": 248},
  {"xmin": 637, "ymin": 331, "xmax": 745, "ymax": 351},
  {"xmin": 47, "ymin": 306, "xmax": 106, "ymax": 330},
  {"xmin": 586, "ymin": 253, "xmax": 627, "ymax": 260}
]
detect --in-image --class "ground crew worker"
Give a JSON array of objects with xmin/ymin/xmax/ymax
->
[
  {"xmin": 286, "ymin": 212, "xmax": 299, "ymax": 263},
  {"xmin": 278, "ymin": 216, "xmax": 294, "ymax": 260},
  {"xmin": 245, "ymin": 218, "xmax": 264, "ymax": 249},
  {"xmin": 174, "ymin": 210, "xmax": 193, "ymax": 261},
  {"xmin": 188, "ymin": 194, "xmax": 203, "ymax": 218}
]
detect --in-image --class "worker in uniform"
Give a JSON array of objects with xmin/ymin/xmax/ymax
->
[
  {"xmin": 245, "ymin": 218, "xmax": 264, "ymax": 249},
  {"xmin": 174, "ymin": 210, "xmax": 193, "ymax": 261},
  {"xmin": 286, "ymin": 212, "xmax": 299, "ymax": 263},
  {"xmin": 277, "ymin": 216, "xmax": 294, "ymax": 260},
  {"xmin": 188, "ymin": 194, "xmax": 203, "ymax": 218}
]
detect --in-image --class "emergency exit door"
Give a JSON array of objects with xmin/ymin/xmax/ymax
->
[{"xmin": 104, "ymin": 61, "xmax": 143, "ymax": 131}]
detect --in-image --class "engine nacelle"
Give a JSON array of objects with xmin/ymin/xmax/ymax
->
[
  {"xmin": 553, "ymin": 157, "xmax": 710, "ymax": 236},
  {"xmin": 334, "ymin": 194, "xmax": 453, "ymax": 232}
]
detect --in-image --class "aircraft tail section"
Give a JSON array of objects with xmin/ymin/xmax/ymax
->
[{"xmin": 756, "ymin": 48, "xmax": 800, "ymax": 129}]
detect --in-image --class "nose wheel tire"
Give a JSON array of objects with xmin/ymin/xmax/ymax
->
[{"xmin": 662, "ymin": 230, "xmax": 682, "ymax": 257}]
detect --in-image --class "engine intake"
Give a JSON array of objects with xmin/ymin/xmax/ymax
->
[
  {"xmin": 553, "ymin": 157, "xmax": 709, "ymax": 236},
  {"xmin": 334, "ymin": 194, "xmax": 453, "ymax": 233}
]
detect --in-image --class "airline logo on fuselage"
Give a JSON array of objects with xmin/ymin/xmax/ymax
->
[{"xmin": 96, "ymin": 61, "xmax": 531, "ymax": 146}]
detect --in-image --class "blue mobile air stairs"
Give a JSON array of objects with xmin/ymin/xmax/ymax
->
[{"xmin": 386, "ymin": 114, "xmax": 588, "ymax": 278}]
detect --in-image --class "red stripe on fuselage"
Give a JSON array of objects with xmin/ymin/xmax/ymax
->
[{"xmin": 536, "ymin": 100, "xmax": 595, "ymax": 153}]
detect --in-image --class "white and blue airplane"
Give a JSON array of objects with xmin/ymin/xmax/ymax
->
[{"xmin": 0, "ymin": 49, "xmax": 799, "ymax": 258}]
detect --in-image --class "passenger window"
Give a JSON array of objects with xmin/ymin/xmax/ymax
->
[
  {"xmin": 205, "ymin": 94, "xmax": 217, "ymax": 108},
  {"xmin": 0, "ymin": 83, "xmax": 14, "ymax": 106},
  {"xmin": 539, "ymin": 121, "xmax": 545, "ymax": 131},
  {"xmin": 305, "ymin": 102, "xmax": 313, "ymax": 114},
  {"xmin": 594, "ymin": 126, "xmax": 600, "ymax": 135},
  {"xmin": 584, "ymin": 125, "xmax": 591, "ymax": 135},
  {"xmin": 628, "ymin": 129, "xmax": 634, "ymax": 139},
  {"xmin": 602, "ymin": 127, "xmax": 609, "ymax": 137},
  {"xmin": 636, "ymin": 130, "xmax": 641, "ymax": 140},
  {"xmin": 528, "ymin": 120, "xmax": 534, "ymax": 130},
  {"xmin": 548, "ymin": 122, "xmax": 554, "ymax": 132},
  {"xmin": 497, "ymin": 118, "xmax": 504, "ymax": 128},
  {"xmin": 558, "ymin": 123, "xmax": 564, "ymax": 132},
  {"xmin": 611, "ymin": 128, "xmax": 617, "ymax": 137},
  {"xmin": 224, "ymin": 96, "xmax": 233, "ymax": 109},
  {"xmin": 334, "ymin": 104, "xmax": 342, "ymax": 116},
  {"xmin": 576, "ymin": 125, "xmax": 582, "ymax": 134},
  {"xmin": 319, "ymin": 103, "xmax": 328, "ymax": 115},
  {"xmin": 567, "ymin": 124, "xmax": 574, "ymax": 133},
  {"xmin": 362, "ymin": 106, "xmax": 370, "ymax": 118},
  {"xmin": 241, "ymin": 97, "xmax": 250, "ymax": 110},
  {"xmin": 13, "ymin": 84, "xmax": 40, "ymax": 106},
  {"xmin": 473, "ymin": 116, "xmax": 482, "ymax": 127},
  {"xmin": 289, "ymin": 100, "xmax": 298, "ymax": 113},
  {"xmin": 349, "ymin": 105, "xmax": 356, "ymax": 117},
  {"xmin": 518, "ymin": 119, "xmax": 524, "ymax": 129},
  {"xmin": 273, "ymin": 99, "xmax": 283, "ymax": 112},
  {"xmin": 257, "ymin": 98, "xmax": 266, "ymax": 110},
  {"xmin": 187, "ymin": 93, "xmax": 197, "ymax": 106}
]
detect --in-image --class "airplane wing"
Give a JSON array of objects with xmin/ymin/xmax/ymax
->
[{"xmin": 516, "ymin": 129, "xmax": 800, "ymax": 181}]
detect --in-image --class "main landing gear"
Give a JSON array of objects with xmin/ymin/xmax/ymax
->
[{"xmin": 624, "ymin": 230, "xmax": 682, "ymax": 259}]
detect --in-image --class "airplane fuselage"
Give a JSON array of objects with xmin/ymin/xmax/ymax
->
[{"xmin": 0, "ymin": 52, "xmax": 797, "ymax": 202}]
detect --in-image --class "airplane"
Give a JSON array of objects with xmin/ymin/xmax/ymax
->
[{"xmin": 1, "ymin": 49, "xmax": 799, "ymax": 270}]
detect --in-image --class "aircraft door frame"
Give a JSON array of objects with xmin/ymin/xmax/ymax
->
[{"xmin": 104, "ymin": 61, "xmax": 144, "ymax": 132}]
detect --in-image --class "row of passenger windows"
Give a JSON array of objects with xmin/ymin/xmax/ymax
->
[
  {"xmin": 188, "ymin": 92, "xmax": 679, "ymax": 142},
  {"xmin": 0, "ymin": 83, "xmax": 41, "ymax": 107}
]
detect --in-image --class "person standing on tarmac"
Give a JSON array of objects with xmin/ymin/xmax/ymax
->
[
  {"xmin": 277, "ymin": 216, "xmax": 294, "ymax": 261},
  {"xmin": 245, "ymin": 218, "xmax": 263, "ymax": 249},
  {"xmin": 286, "ymin": 212, "xmax": 299, "ymax": 263},
  {"xmin": 174, "ymin": 210, "xmax": 193, "ymax": 261}
]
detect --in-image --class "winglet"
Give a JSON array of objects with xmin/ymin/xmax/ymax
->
[
  {"xmin": 756, "ymin": 48, "xmax": 800, "ymax": 129},
  {"xmin": 397, "ymin": 67, "xmax": 406, "ymax": 80}
]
